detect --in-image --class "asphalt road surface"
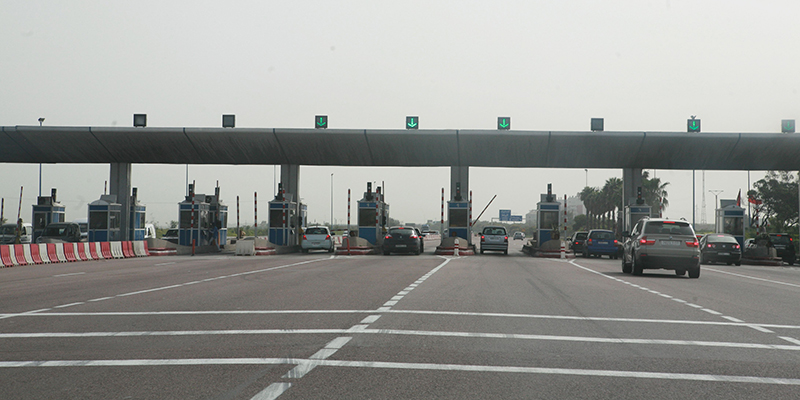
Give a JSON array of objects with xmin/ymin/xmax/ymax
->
[{"xmin": 3, "ymin": 239, "xmax": 800, "ymax": 399}]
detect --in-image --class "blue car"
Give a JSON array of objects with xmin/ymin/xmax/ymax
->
[{"xmin": 585, "ymin": 229, "xmax": 619, "ymax": 259}]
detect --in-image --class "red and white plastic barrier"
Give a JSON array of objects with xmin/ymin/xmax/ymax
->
[{"xmin": 1, "ymin": 241, "xmax": 151, "ymax": 268}]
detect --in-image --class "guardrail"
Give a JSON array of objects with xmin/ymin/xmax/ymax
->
[{"xmin": 0, "ymin": 241, "xmax": 150, "ymax": 268}]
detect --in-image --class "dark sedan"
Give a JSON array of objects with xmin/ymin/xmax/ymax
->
[
  {"xmin": 383, "ymin": 226, "xmax": 422, "ymax": 255},
  {"xmin": 700, "ymin": 233, "xmax": 741, "ymax": 265}
]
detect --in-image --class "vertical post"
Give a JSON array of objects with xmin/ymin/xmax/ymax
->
[
  {"xmin": 330, "ymin": 173, "xmax": 334, "ymax": 229},
  {"xmin": 562, "ymin": 194, "xmax": 567, "ymax": 259},
  {"xmin": 236, "ymin": 195, "xmax": 240, "ymax": 239},
  {"xmin": 191, "ymin": 196, "xmax": 195, "ymax": 256},
  {"xmin": 347, "ymin": 188, "xmax": 351, "ymax": 255},
  {"xmin": 254, "ymin": 192, "xmax": 257, "ymax": 238},
  {"xmin": 17, "ymin": 186, "xmax": 23, "ymax": 223},
  {"xmin": 469, "ymin": 190, "xmax": 473, "ymax": 245},
  {"xmin": 1, "ymin": 197, "xmax": 4, "ymax": 223},
  {"xmin": 441, "ymin": 188, "xmax": 445, "ymax": 235}
]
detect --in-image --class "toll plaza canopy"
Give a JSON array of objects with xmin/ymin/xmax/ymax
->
[{"xmin": 2, "ymin": 125, "xmax": 799, "ymax": 171}]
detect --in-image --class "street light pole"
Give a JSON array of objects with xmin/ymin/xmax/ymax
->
[
  {"xmin": 709, "ymin": 190, "xmax": 723, "ymax": 222},
  {"xmin": 330, "ymin": 173, "xmax": 334, "ymax": 228}
]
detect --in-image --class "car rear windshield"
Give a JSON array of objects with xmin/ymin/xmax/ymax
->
[
  {"xmin": 390, "ymin": 228, "xmax": 415, "ymax": 236},
  {"xmin": 707, "ymin": 235, "xmax": 738, "ymax": 244},
  {"xmin": 0, "ymin": 225, "xmax": 16, "ymax": 235},
  {"xmin": 575, "ymin": 232, "xmax": 587, "ymax": 240},
  {"xmin": 483, "ymin": 227, "xmax": 507, "ymax": 235},
  {"xmin": 589, "ymin": 231, "xmax": 614, "ymax": 240},
  {"xmin": 306, "ymin": 227, "xmax": 328, "ymax": 235},
  {"xmin": 644, "ymin": 221, "xmax": 694, "ymax": 236},
  {"xmin": 771, "ymin": 235, "xmax": 792, "ymax": 245}
]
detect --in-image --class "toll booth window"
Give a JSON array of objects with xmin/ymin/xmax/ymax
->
[
  {"xmin": 723, "ymin": 217, "xmax": 743, "ymax": 236},
  {"xmin": 540, "ymin": 211, "xmax": 559, "ymax": 229},
  {"xmin": 34, "ymin": 213, "xmax": 47, "ymax": 229},
  {"xmin": 89, "ymin": 212, "xmax": 109, "ymax": 229},
  {"xmin": 358, "ymin": 208, "xmax": 376, "ymax": 227},
  {"xmin": 200, "ymin": 211, "xmax": 210, "ymax": 229},
  {"xmin": 270, "ymin": 209, "xmax": 284, "ymax": 227},
  {"xmin": 54, "ymin": 214, "xmax": 65, "ymax": 223},
  {"xmin": 180, "ymin": 211, "xmax": 194, "ymax": 228},
  {"xmin": 138, "ymin": 213, "xmax": 146, "ymax": 229},
  {"xmin": 109, "ymin": 212, "xmax": 120, "ymax": 229},
  {"xmin": 448, "ymin": 209, "xmax": 468, "ymax": 227}
]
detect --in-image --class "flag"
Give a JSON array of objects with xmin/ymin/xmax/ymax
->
[
  {"xmin": 748, "ymin": 195, "xmax": 762, "ymax": 205},
  {"xmin": 736, "ymin": 189, "xmax": 741, "ymax": 207}
]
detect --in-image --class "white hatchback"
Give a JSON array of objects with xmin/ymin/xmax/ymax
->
[{"xmin": 301, "ymin": 226, "xmax": 334, "ymax": 253}]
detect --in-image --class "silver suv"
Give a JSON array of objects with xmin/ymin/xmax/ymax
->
[{"xmin": 621, "ymin": 218, "xmax": 701, "ymax": 278}]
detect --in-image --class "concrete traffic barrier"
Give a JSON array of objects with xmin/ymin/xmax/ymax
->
[
  {"xmin": 89, "ymin": 242, "xmax": 101, "ymax": 260},
  {"xmin": 132, "ymin": 241, "xmax": 149, "ymax": 257},
  {"xmin": 63, "ymin": 243, "xmax": 78, "ymax": 262},
  {"xmin": 38, "ymin": 244, "xmax": 51, "ymax": 264},
  {"xmin": 77, "ymin": 243, "xmax": 90, "ymax": 261},
  {"xmin": 14, "ymin": 244, "xmax": 28, "ymax": 266},
  {"xmin": 235, "ymin": 240, "xmax": 255, "ymax": 256}
]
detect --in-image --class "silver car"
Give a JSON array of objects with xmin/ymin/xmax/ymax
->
[
  {"xmin": 480, "ymin": 226, "xmax": 508, "ymax": 255},
  {"xmin": 301, "ymin": 226, "xmax": 334, "ymax": 253},
  {"xmin": 621, "ymin": 218, "xmax": 701, "ymax": 278}
]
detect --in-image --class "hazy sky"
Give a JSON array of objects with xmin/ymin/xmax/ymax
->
[{"xmin": 2, "ymin": 1, "xmax": 798, "ymax": 227}]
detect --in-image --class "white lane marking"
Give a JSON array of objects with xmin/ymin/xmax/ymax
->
[
  {"xmin": 54, "ymin": 302, "xmax": 84, "ymax": 309},
  {"xmin": 360, "ymin": 315, "xmax": 381, "ymax": 324},
  {"xmin": 0, "ymin": 308, "xmax": 51, "ymax": 320},
  {"xmin": 153, "ymin": 262, "xmax": 176, "ymax": 266},
  {"xmin": 705, "ymin": 268, "xmax": 800, "ymax": 289},
  {"xmin": 53, "ymin": 272, "xmax": 85, "ymax": 277},
  {"xmin": 8, "ymin": 309, "xmax": 798, "ymax": 330},
  {"xmin": 3, "ymin": 329, "xmax": 799, "ymax": 351},
  {"xmin": 250, "ymin": 382, "xmax": 291, "ymax": 400},
  {"xmin": 701, "ymin": 309, "xmax": 723, "ymax": 316},
  {"xmin": 723, "ymin": 316, "xmax": 745, "ymax": 323},
  {"xmin": 686, "ymin": 303, "xmax": 704, "ymax": 309},
  {"xmin": 87, "ymin": 297, "xmax": 114, "ymax": 302},
  {"xmin": 747, "ymin": 325, "xmax": 775, "ymax": 334},
  {"xmin": 3, "ymin": 358, "xmax": 800, "ymax": 385},
  {"xmin": 779, "ymin": 336, "xmax": 800, "ymax": 345},
  {"xmin": 382, "ymin": 300, "xmax": 398, "ymax": 306},
  {"xmin": 283, "ymin": 336, "xmax": 353, "ymax": 379}
]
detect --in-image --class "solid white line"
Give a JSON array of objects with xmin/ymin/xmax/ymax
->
[
  {"xmin": 153, "ymin": 262, "xmax": 176, "ymax": 266},
  {"xmin": 323, "ymin": 336, "xmax": 353, "ymax": 350},
  {"xmin": 53, "ymin": 272, "xmax": 85, "ymax": 277},
  {"xmin": 701, "ymin": 309, "xmax": 723, "ymax": 316},
  {"xmin": 87, "ymin": 297, "xmax": 114, "ymax": 302},
  {"xmin": 3, "ymin": 329, "xmax": 798, "ymax": 351},
  {"xmin": 747, "ymin": 325, "xmax": 775, "ymax": 334},
  {"xmin": 7, "ymin": 309, "xmax": 797, "ymax": 330},
  {"xmin": 382, "ymin": 301, "xmax": 398, "ymax": 306},
  {"xmin": 283, "ymin": 336, "xmax": 353, "ymax": 378},
  {"xmin": 704, "ymin": 268, "xmax": 800, "ymax": 289},
  {"xmin": 723, "ymin": 316, "xmax": 745, "ymax": 323},
  {"xmin": 54, "ymin": 302, "xmax": 84, "ymax": 309},
  {"xmin": 3, "ymin": 358, "xmax": 800, "ymax": 385},
  {"xmin": 250, "ymin": 382, "xmax": 291, "ymax": 400}
]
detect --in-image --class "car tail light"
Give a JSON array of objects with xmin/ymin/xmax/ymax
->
[
  {"xmin": 588, "ymin": 239, "xmax": 593, "ymax": 245},
  {"xmin": 733, "ymin": 244, "xmax": 740, "ymax": 249},
  {"xmin": 481, "ymin": 235, "xmax": 485, "ymax": 242},
  {"xmin": 639, "ymin": 237, "xmax": 655, "ymax": 245},
  {"xmin": 574, "ymin": 241, "xmax": 579, "ymax": 245},
  {"xmin": 385, "ymin": 234, "xmax": 392, "ymax": 239},
  {"xmin": 325, "ymin": 234, "xmax": 331, "ymax": 240},
  {"xmin": 706, "ymin": 243, "xmax": 714, "ymax": 248},
  {"xmin": 614, "ymin": 239, "xmax": 618, "ymax": 245},
  {"xmin": 686, "ymin": 238, "xmax": 699, "ymax": 247},
  {"xmin": 302, "ymin": 235, "xmax": 307, "ymax": 240},
  {"xmin": 410, "ymin": 234, "xmax": 418, "ymax": 239},
  {"xmin": 504, "ymin": 236, "xmax": 508, "ymax": 242}
]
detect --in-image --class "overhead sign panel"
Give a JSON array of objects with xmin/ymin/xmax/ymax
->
[
  {"xmin": 687, "ymin": 118, "xmax": 701, "ymax": 133},
  {"xmin": 782, "ymin": 119, "xmax": 795, "ymax": 133},
  {"xmin": 499, "ymin": 209, "xmax": 511, "ymax": 221}
]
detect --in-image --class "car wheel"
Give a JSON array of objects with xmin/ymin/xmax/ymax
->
[
  {"xmin": 735, "ymin": 262, "xmax": 741, "ymax": 266},
  {"xmin": 688, "ymin": 265, "xmax": 701, "ymax": 279},
  {"xmin": 383, "ymin": 250, "xmax": 391, "ymax": 255},
  {"xmin": 632, "ymin": 255, "xmax": 643, "ymax": 276},
  {"xmin": 675, "ymin": 269, "xmax": 686, "ymax": 276},
  {"xmin": 328, "ymin": 247, "xmax": 334, "ymax": 253},
  {"xmin": 504, "ymin": 249, "xmax": 508, "ymax": 255},
  {"xmin": 726, "ymin": 261, "xmax": 732, "ymax": 265},
  {"xmin": 301, "ymin": 248, "xmax": 308, "ymax": 254},
  {"xmin": 480, "ymin": 249, "xmax": 484, "ymax": 254},
  {"xmin": 787, "ymin": 257, "xmax": 795, "ymax": 266},
  {"xmin": 622, "ymin": 253, "xmax": 632, "ymax": 274}
]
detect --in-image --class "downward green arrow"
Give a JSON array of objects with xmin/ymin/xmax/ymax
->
[
  {"xmin": 317, "ymin": 118, "xmax": 326, "ymax": 127},
  {"xmin": 499, "ymin": 119, "xmax": 509, "ymax": 128},
  {"xmin": 407, "ymin": 118, "xmax": 417, "ymax": 128}
]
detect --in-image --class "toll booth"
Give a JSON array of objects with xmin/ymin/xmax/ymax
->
[
  {"xmin": 129, "ymin": 188, "xmax": 147, "ymax": 241},
  {"xmin": 32, "ymin": 188, "xmax": 66, "ymax": 242},
  {"xmin": 447, "ymin": 182, "xmax": 470, "ymax": 243},
  {"xmin": 179, "ymin": 184, "xmax": 211, "ymax": 247},
  {"xmin": 269, "ymin": 183, "xmax": 301, "ymax": 246},
  {"xmin": 625, "ymin": 205, "xmax": 651, "ymax": 232},
  {"xmin": 357, "ymin": 182, "xmax": 389, "ymax": 245},
  {"xmin": 88, "ymin": 194, "xmax": 122, "ymax": 242},
  {"xmin": 716, "ymin": 199, "xmax": 745, "ymax": 247},
  {"xmin": 208, "ymin": 187, "xmax": 228, "ymax": 247},
  {"xmin": 536, "ymin": 185, "xmax": 560, "ymax": 245}
]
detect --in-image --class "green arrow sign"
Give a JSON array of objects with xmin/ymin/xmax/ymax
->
[
  {"xmin": 782, "ymin": 119, "xmax": 795, "ymax": 133},
  {"xmin": 406, "ymin": 116, "xmax": 419, "ymax": 129},
  {"xmin": 687, "ymin": 118, "xmax": 701, "ymax": 133},
  {"xmin": 498, "ymin": 117, "xmax": 510, "ymax": 130},
  {"xmin": 315, "ymin": 115, "xmax": 328, "ymax": 129}
]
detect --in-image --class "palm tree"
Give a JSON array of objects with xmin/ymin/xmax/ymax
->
[
  {"xmin": 579, "ymin": 186, "xmax": 602, "ymax": 230},
  {"xmin": 642, "ymin": 171, "xmax": 669, "ymax": 216},
  {"xmin": 601, "ymin": 177, "xmax": 623, "ymax": 232}
]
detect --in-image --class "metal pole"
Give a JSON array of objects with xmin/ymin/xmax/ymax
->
[
  {"xmin": 191, "ymin": 196, "xmax": 195, "ymax": 256},
  {"xmin": 347, "ymin": 188, "xmax": 351, "ymax": 255},
  {"xmin": 0, "ymin": 198, "xmax": 3, "ymax": 223},
  {"xmin": 254, "ymin": 192, "xmax": 257, "ymax": 238},
  {"xmin": 692, "ymin": 170, "xmax": 696, "ymax": 230},
  {"xmin": 441, "ymin": 188, "xmax": 444, "ymax": 235},
  {"xmin": 16, "ymin": 186, "xmax": 23, "ymax": 223},
  {"xmin": 236, "ymin": 195, "xmax": 240, "ymax": 239},
  {"xmin": 330, "ymin": 173, "xmax": 334, "ymax": 229},
  {"xmin": 38, "ymin": 164, "xmax": 42, "ymax": 197}
]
